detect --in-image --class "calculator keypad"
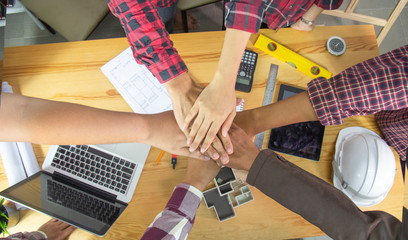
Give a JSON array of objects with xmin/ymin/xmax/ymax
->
[{"xmin": 235, "ymin": 50, "xmax": 258, "ymax": 92}]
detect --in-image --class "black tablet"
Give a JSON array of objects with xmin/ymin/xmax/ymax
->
[{"xmin": 268, "ymin": 84, "xmax": 325, "ymax": 161}]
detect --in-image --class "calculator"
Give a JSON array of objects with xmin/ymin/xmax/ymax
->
[{"xmin": 235, "ymin": 50, "xmax": 258, "ymax": 93}]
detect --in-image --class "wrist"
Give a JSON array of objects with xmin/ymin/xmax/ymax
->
[
  {"xmin": 182, "ymin": 178, "xmax": 207, "ymax": 192},
  {"xmin": 299, "ymin": 16, "xmax": 314, "ymax": 26},
  {"xmin": 243, "ymin": 147, "xmax": 260, "ymax": 171},
  {"xmin": 135, "ymin": 114, "xmax": 154, "ymax": 144},
  {"xmin": 36, "ymin": 231, "xmax": 48, "ymax": 239},
  {"xmin": 211, "ymin": 70, "xmax": 236, "ymax": 89},
  {"xmin": 164, "ymin": 72, "xmax": 193, "ymax": 95}
]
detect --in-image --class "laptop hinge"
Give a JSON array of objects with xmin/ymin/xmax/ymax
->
[{"xmin": 52, "ymin": 171, "xmax": 118, "ymax": 203}]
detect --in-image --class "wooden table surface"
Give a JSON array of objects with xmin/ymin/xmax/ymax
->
[{"xmin": 1, "ymin": 25, "xmax": 404, "ymax": 239}]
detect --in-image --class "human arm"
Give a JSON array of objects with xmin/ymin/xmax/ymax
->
[
  {"xmin": 179, "ymin": 0, "xmax": 264, "ymax": 153},
  {"xmin": 0, "ymin": 93, "xmax": 207, "ymax": 159},
  {"xmin": 291, "ymin": 0, "xmax": 344, "ymax": 31},
  {"xmin": 0, "ymin": 219, "xmax": 76, "ymax": 240},
  {"xmin": 0, "ymin": 232, "xmax": 47, "ymax": 240},
  {"xmin": 224, "ymin": 124, "xmax": 403, "ymax": 239},
  {"xmin": 234, "ymin": 91, "xmax": 318, "ymax": 138},
  {"xmin": 184, "ymin": 28, "xmax": 251, "ymax": 154},
  {"xmin": 164, "ymin": 73, "xmax": 233, "ymax": 161},
  {"xmin": 234, "ymin": 45, "xmax": 408, "ymax": 139},
  {"xmin": 107, "ymin": 0, "xmax": 186, "ymax": 84},
  {"xmin": 291, "ymin": 4, "xmax": 323, "ymax": 31},
  {"xmin": 141, "ymin": 158, "xmax": 220, "ymax": 239}
]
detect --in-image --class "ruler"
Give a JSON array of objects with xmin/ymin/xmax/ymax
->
[
  {"xmin": 254, "ymin": 34, "xmax": 332, "ymax": 79},
  {"xmin": 254, "ymin": 64, "xmax": 279, "ymax": 149}
]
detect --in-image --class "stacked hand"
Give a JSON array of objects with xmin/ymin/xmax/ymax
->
[
  {"xmin": 183, "ymin": 78, "xmax": 236, "ymax": 154},
  {"xmin": 165, "ymin": 72, "xmax": 235, "ymax": 162}
]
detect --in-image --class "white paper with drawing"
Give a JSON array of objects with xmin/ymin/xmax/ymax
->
[{"xmin": 101, "ymin": 47, "xmax": 172, "ymax": 114}]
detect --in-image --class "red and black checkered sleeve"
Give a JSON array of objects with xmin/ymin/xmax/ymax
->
[
  {"xmin": 308, "ymin": 45, "xmax": 408, "ymax": 126},
  {"xmin": 314, "ymin": 0, "xmax": 343, "ymax": 10},
  {"xmin": 224, "ymin": 0, "xmax": 264, "ymax": 33},
  {"xmin": 107, "ymin": 0, "xmax": 187, "ymax": 83}
]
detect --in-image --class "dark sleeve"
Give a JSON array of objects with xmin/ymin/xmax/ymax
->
[
  {"xmin": 246, "ymin": 149, "xmax": 403, "ymax": 240},
  {"xmin": 314, "ymin": 0, "xmax": 343, "ymax": 10}
]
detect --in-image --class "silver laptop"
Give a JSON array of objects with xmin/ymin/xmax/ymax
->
[{"xmin": 0, "ymin": 143, "xmax": 150, "ymax": 236}]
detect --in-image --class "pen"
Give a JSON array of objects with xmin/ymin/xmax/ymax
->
[
  {"xmin": 155, "ymin": 150, "xmax": 165, "ymax": 164},
  {"xmin": 171, "ymin": 154, "xmax": 177, "ymax": 169}
]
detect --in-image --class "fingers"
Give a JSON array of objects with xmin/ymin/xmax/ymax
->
[
  {"xmin": 221, "ymin": 111, "xmax": 236, "ymax": 137},
  {"xmin": 219, "ymin": 132, "xmax": 233, "ymax": 155},
  {"xmin": 189, "ymin": 110, "xmax": 236, "ymax": 153},
  {"xmin": 209, "ymin": 136, "xmax": 228, "ymax": 162},
  {"xmin": 187, "ymin": 112, "xmax": 207, "ymax": 151},
  {"xmin": 236, "ymin": 98, "xmax": 243, "ymax": 106},
  {"xmin": 198, "ymin": 121, "xmax": 218, "ymax": 153},
  {"xmin": 60, "ymin": 225, "xmax": 77, "ymax": 239},
  {"xmin": 206, "ymin": 145, "xmax": 220, "ymax": 160},
  {"xmin": 192, "ymin": 150, "xmax": 211, "ymax": 161},
  {"xmin": 182, "ymin": 104, "xmax": 199, "ymax": 134}
]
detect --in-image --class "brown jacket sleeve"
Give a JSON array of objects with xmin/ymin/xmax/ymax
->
[{"xmin": 246, "ymin": 149, "xmax": 405, "ymax": 240}]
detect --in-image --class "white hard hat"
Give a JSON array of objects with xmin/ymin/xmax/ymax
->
[{"xmin": 332, "ymin": 127, "xmax": 396, "ymax": 207}]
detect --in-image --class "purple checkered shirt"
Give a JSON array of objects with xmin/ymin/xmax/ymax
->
[
  {"xmin": 1, "ymin": 231, "xmax": 47, "ymax": 240},
  {"xmin": 141, "ymin": 183, "xmax": 202, "ymax": 240},
  {"xmin": 308, "ymin": 45, "xmax": 408, "ymax": 161}
]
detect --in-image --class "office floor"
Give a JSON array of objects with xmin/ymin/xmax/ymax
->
[{"xmin": 2, "ymin": 1, "xmax": 407, "ymax": 240}]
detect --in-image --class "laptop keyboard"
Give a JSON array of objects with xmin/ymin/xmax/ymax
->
[
  {"xmin": 47, "ymin": 179, "xmax": 121, "ymax": 224},
  {"xmin": 50, "ymin": 145, "xmax": 137, "ymax": 195}
]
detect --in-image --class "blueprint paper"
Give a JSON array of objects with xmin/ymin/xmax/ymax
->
[{"xmin": 100, "ymin": 47, "xmax": 172, "ymax": 114}]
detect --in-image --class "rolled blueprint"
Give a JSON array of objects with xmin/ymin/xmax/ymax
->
[
  {"xmin": 0, "ymin": 142, "xmax": 27, "ymax": 185},
  {"xmin": 16, "ymin": 142, "xmax": 40, "ymax": 177},
  {"xmin": 1, "ymin": 81, "xmax": 12, "ymax": 93}
]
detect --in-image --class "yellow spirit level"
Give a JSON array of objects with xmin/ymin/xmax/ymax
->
[{"xmin": 254, "ymin": 34, "xmax": 332, "ymax": 79}]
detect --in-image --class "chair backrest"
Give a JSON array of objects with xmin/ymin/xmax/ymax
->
[
  {"xmin": 21, "ymin": 0, "xmax": 109, "ymax": 41},
  {"xmin": 321, "ymin": 0, "xmax": 408, "ymax": 45}
]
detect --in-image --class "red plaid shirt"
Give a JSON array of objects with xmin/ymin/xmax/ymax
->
[
  {"xmin": 107, "ymin": 0, "xmax": 186, "ymax": 83},
  {"xmin": 108, "ymin": 0, "xmax": 342, "ymax": 83},
  {"xmin": 225, "ymin": 0, "xmax": 343, "ymax": 32},
  {"xmin": 308, "ymin": 45, "xmax": 408, "ymax": 161}
]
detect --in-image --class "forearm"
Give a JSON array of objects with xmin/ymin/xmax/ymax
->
[
  {"xmin": 0, "ymin": 93, "xmax": 149, "ymax": 144},
  {"xmin": 301, "ymin": 4, "xmax": 323, "ymax": 21},
  {"xmin": 164, "ymin": 72, "xmax": 197, "ymax": 97},
  {"xmin": 214, "ymin": 28, "xmax": 252, "ymax": 88},
  {"xmin": 234, "ymin": 91, "xmax": 318, "ymax": 137},
  {"xmin": 247, "ymin": 149, "xmax": 402, "ymax": 239}
]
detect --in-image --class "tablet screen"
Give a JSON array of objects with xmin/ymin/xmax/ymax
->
[{"xmin": 268, "ymin": 84, "xmax": 325, "ymax": 161}]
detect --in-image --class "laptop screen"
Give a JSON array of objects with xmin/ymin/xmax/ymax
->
[{"xmin": 0, "ymin": 171, "xmax": 127, "ymax": 236}]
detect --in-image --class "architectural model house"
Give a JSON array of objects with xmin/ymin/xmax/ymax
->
[{"xmin": 203, "ymin": 167, "xmax": 254, "ymax": 222}]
